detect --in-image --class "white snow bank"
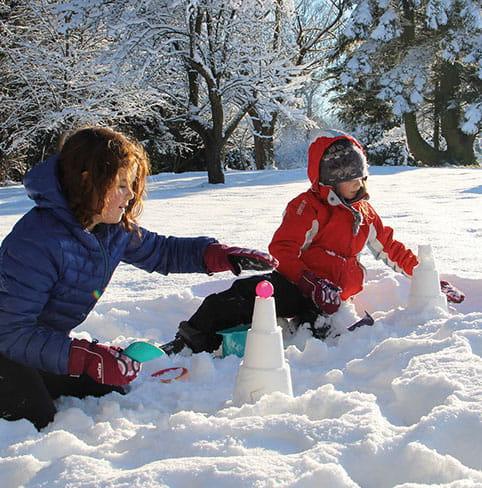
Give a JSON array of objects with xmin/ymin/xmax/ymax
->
[{"xmin": 0, "ymin": 167, "xmax": 481, "ymax": 487}]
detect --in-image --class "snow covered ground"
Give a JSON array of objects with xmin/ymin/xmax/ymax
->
[{"xmin": 1, "ymin": 166, "xmax": 481, "ymax": 487}]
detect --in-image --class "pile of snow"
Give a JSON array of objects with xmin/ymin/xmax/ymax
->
[{"xmin": 0, "ymin": 166, "xmax": 481, "ymax": 487}]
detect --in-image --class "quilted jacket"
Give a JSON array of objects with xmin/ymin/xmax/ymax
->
[{"xmin": 0, "ymin": 156, "xmax": 215, "ymax": 374}]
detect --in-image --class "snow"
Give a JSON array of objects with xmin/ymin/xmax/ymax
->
[
  {"xmin": 461, "ymin": 103, "xmax": 482, "ymax": 135},
  {"xmin": 1, "ymin": 166, "xmax": 482, "ymax": 487},
  {"xmin": 426, "ymin": 0, "xmax": 452, "ymax": 29},
  {"xmin": 370, "ymin": 8, "xmax": 399, "ymax": 41}
]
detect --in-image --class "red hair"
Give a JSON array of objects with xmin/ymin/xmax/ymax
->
[{"xmin": 58, "ymin": 127, "xmax": 150, "ymax": 231}]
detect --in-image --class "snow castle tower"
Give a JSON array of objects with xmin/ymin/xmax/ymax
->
[
  {"xmin": 233, "ymin": 281, "xmax": 293, "ymax": 406},
  {"xmin": 407, "ymin": 244, "xmax": 447, "ymax": 312}
]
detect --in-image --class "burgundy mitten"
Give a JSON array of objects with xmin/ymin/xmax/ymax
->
[
  {"xmin": 204, "ymin": 243, "xmax": 278, "ymax": 276},
  {"xmin": 440, "ymin": 280, "xmax": 465, "ymax": 303},
  {"xmin": 298, "ymin": 270, "xmax": 342, "ymax": 315},
  {"xmin": 69, "ymin": 339, "xmax": 141, "ymax": 386}
]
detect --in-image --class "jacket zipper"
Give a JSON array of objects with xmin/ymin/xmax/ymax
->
[{"xmin": 96, "ymin": 237, "xmax": 109, "ymax": 293}]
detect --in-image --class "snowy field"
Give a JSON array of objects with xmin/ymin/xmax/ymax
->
[{"xmin": 1, "ymin": 166, "xmax": 482, "ymax": 488}]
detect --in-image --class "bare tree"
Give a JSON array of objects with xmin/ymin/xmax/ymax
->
[
  {"xmin": 108, "ymin": 0, "xmax": 304, "ymax": 183},
  {"xmin": 248, "ymin": 0, "xmax": 349, "ymax": 169}
]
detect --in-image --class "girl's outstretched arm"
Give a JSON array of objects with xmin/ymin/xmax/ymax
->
[{"xmin": 122, "ymin": 226, "xmax": 217, "ymax": 274}]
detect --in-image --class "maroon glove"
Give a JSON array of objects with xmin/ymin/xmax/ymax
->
[
  {"xmin": 298, "ymin": 270, "xmax": 342, "ymax": 315},
  {"xmin": 204, "ymin": 243, "xmax": 279, "ymax": 276},
  {"xmin": 68, "ymin": 339, "xmax": 141, "ymax": 386},
  {"xmin": 440, "ymin": 280, "xmax": 465, "ymax": 303}
]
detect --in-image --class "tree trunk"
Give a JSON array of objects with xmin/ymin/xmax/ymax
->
[
  {"xmin": 442, "ymin": 107, "xmax": 476, "ymax": 164},
  {"xmin": 204, "ymin": 136, "xmax": 225, "ymax": 184},
  {"xmin": 433, "ymin": 80, "xmax": 440, "ymax": 152},
  {"xmin": 439, "ymin": 62, "xmax": 476, "ymax": 164},
  {"xmin": 403, "ymin": 112, "xmax": 446, "ymax": 166},
  {"xmin": 206, "ymin": 88, "xmax": 225, "ymax": 183},
  {"xmin": 249, "ymin": 109, "xmax": 277, "ymax": 170},
  {"xmin": 404, "ymin": 63, "xmax": 476, "ymax": 166}
]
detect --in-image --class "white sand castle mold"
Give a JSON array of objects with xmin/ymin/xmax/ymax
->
[
  {"xmin": 407, "ymin": 244, "xmax": 448, "ymax": 312},
  {"xmin": 232, "ymin": 281, "xmax": 293, "ymax": 406}
]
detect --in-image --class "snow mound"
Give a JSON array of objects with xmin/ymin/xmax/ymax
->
[{"xmin": 1, "ymin": 167, "xmax": 481, "ymax": 487}]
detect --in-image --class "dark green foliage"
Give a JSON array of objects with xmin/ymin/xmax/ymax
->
[{"xmin": 329, "ymin": 0, "xmax": 480, "ymax": 166}]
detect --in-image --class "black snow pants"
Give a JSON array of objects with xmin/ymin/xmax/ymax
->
[
  {"xmin": 178, "ymin": 271, "xmax": 319, "ymax": 353},
  {"xmin": 0, "ymin": 353, "xmax": 125, "ymax": 430}
]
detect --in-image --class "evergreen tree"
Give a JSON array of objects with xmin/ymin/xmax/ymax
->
[{"xmin": 332, "ymin": 0, "xmax": 481, "ymax": 165}]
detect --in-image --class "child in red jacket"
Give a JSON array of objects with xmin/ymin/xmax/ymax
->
[{"xmin": 164, "ymin": 130, "xmax": 464, "ymax": 354}]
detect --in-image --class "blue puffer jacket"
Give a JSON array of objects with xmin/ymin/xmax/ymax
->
[{"xmin": 0, "ymin": 156, "xmax": 216, "ymax": 375}]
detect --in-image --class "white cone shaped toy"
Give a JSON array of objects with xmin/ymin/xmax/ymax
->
[
  {"xmin": 407, "ymin": 244, "xmax": 447, "ymax": 312},
  {"xmin": 233, "ymin": 281, "xmax": 293, "ymax": 406}
]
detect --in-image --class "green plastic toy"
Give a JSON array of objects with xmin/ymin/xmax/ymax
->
[
  {"xmin": 123, "ymin": 341, "xmax": 165, "ymax": 363},
  {"xmin": 217, "ymin": 324, "xmax": 250, "ymax": 358}
]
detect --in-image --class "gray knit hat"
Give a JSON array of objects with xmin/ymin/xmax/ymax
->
[{"xmin": 319, "ymin": 139, "xmax": 368, "ymax": 186}]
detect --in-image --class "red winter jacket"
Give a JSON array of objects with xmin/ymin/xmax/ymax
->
[{"xmin": 269, "ymin": 132, "xmax": 418, "ymax": 300}]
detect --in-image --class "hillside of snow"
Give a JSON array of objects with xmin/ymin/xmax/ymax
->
[{"xmin": 0, "ymin": 166, "xmax": 481, "ymax": 487}]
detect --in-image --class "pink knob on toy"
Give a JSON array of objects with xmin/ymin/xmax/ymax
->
[{"xmin": 256, "ymin": 280, "xmax": 274, "ymax": 298}]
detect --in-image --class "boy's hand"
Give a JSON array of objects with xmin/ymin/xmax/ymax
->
[
  {"xmin": 68, "ymin": 339, "xmax": 141, "ymax": 386},
  {"xmin": 298, "ymin": 270, "xmax": 342, "ymax": 315},
  {"xmin": 440, "ymin": 280, "xmax": 465, "ymax": 303},
  {"xmin": 204, "ymin": 243, "xmax": 278, "ymax": 276}
]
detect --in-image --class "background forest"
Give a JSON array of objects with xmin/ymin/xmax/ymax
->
[{"xmin": 1, "ymin": 0, "xmax": 481, "ymax": 183}]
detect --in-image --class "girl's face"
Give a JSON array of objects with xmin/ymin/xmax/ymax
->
[
  {"xmin": 336, "ymin": 177, "xmax": 366, "ymax": 200},
  {"xmin": 88, "ymin": 167, "xmax": 136, "ymax": 230}
]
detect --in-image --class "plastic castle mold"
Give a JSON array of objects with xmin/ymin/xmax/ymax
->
[
  {"xmin": 407, "ymin": 244, "xmax": 447, "ymax": 312},
  {"xmin": 232, "ymin": 280, "xmax": 293, "ymax": 406}
]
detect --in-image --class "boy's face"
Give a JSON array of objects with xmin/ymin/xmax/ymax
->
[{"xmin": 336, "ymin": 177, "xmax": 365, "ymax": 200}]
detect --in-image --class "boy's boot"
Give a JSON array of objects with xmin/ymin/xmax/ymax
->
[
  {"xmin": 160, "ymin": 334, "xmax": 187, "ymax": 356},
  {"xmin": 292, "ymin": 308, "xmax": 331, "ymax": 340},
  {"xmin": 310, "ymin": 321, "xmax": 332, "ymax": 340},
  {"xmin": 161, "ymin": 321, "xmax": 222, "ymax": 355}
]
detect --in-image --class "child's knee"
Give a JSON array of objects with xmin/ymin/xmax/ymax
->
[{"xmin": 230, "ymin": 275, "xmax": 269, "ymax": 298}]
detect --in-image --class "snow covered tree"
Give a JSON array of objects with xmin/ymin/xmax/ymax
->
[
  {"xmin": 248, "ymin": 0, "xmax": 349, "ymax": 170},
  {"xmin": 177, "ymin": 0, "xmax": 271, "ymax": 182},
  {"xmin": 247, "ymin": 0, "xmax": 296, "ymax": 171},
  {"xmin": 108, "ymin": 0, "xmax": 299, "ymax": 183},
  {"xmin": 332, "ymin": 0, "xmax": 481, "ymax": 165},
  {"xmin": 0, "ymin": 0, "xmax": 168, "ymax": 175}
]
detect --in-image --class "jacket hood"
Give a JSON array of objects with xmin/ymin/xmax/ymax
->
[
  {"xmin": 23, "ymin": 155, "xmax": 81, "ymax": 229},
  {"xmin": 307, "ymin": 130, "xmax": 365, "ymax": 191}
]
